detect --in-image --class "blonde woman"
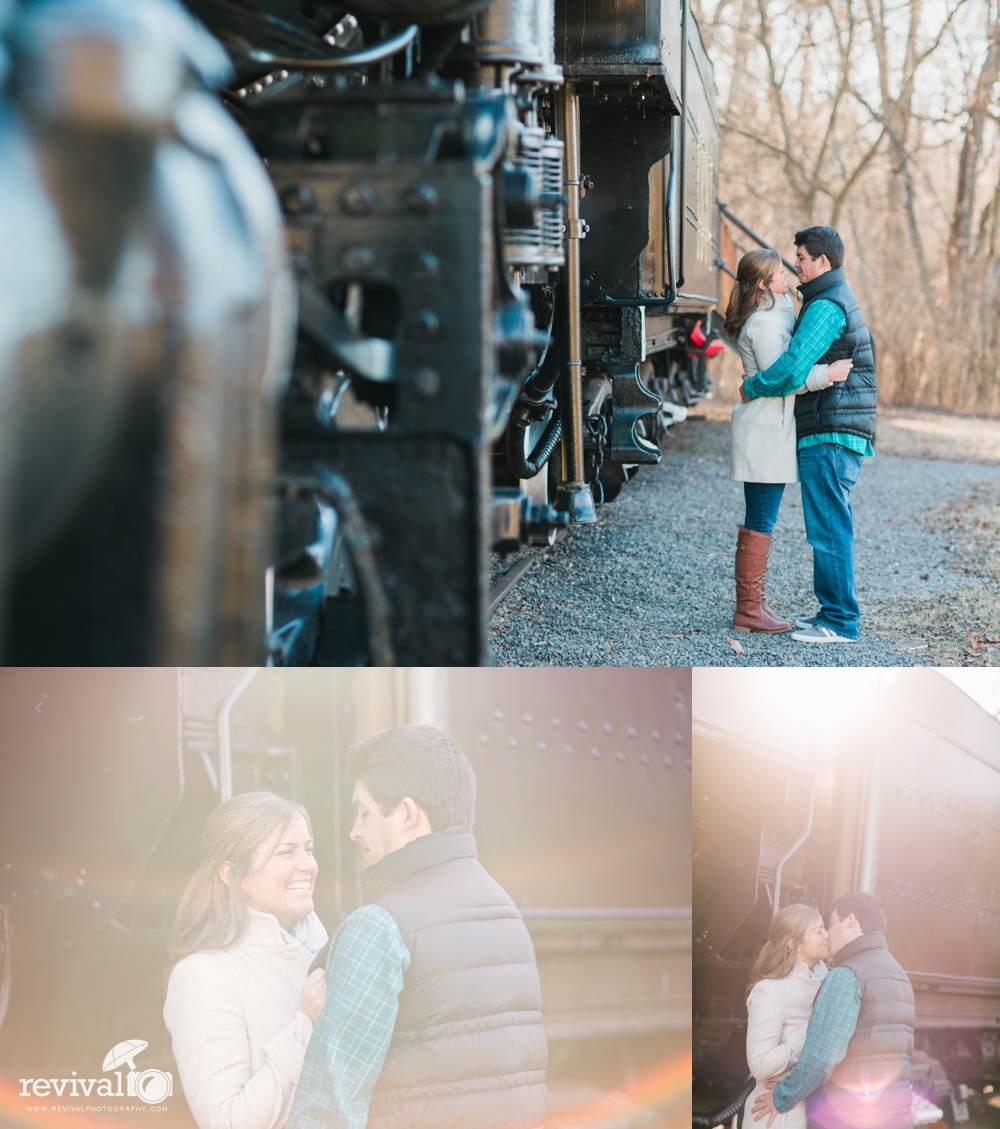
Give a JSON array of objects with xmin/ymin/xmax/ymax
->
[
  {"xmin": 164, "ymin": 792, "xmax": 329, "ymax": 1129},
  {"xmin": 724, "ymin": 250, "xmax": 852, "ymax": 632},
  {"xmin": 743, "ymin": 904, "xmax": 831, "ymax": 1129}
]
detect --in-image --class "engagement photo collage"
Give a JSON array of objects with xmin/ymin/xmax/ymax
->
[{"xmin": 3, "ymin": 0, "xmax": 1000, "ymax": 1128}]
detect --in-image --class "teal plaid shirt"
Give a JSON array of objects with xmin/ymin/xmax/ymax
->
[
  {"xmin": 742, "ymin": 299, "xmax": 846, "ymax": 400},
  {"xmin": 772, "ymin": 966, "xmax": 862, "ymax": 1113},
  {"xmin": 287, "ymin": 904, "xmax": 410, "ymax": 1129},
  {"xmin": 742, "ymin": 298, "xmax": 874, "ymax": 458}
]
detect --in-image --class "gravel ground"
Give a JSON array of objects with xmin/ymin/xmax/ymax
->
[{"xmin": 489, "ymin": 409, "xmax": 1000, "ymax": 668}]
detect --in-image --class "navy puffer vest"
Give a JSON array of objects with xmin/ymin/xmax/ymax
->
[
  {"xmin": 820, "ymin": 932, "xmax": 914, "ymax": 1129},
  {"xmin": 362, "ymin": 827, "xmax": 547, "ymax": 1129},
  {"xmin": 793, "ymin": 267, "xmax": 877, "ymax": 443}
]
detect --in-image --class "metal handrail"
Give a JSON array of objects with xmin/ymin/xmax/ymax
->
[
  {"xmin": 218, "ymin": 668, "xmax": 258, "ymax": 801},
  {"xmin": 718, "ymin": 202, "xmax": 799, "ymax": 279},
  {"xmin": 772, "ymin": 769, "xmax": 815, "ymax": 915}
]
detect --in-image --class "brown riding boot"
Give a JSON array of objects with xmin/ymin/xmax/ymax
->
[{"xmin": 733, "ymin": 526, "xmax": 793, "ymax": 632}]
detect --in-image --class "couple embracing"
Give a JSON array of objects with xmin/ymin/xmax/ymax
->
[
  {"xmin": 724, "ymin": 226, "xmax": 876, "ymax": 645},
  {"xmin": 744, "ymin": 893, "xmax": 914, "ymax": 1129},
  {"xmin": 162, "ymin": 726, "xmax": 546, "ymax": 1129}
]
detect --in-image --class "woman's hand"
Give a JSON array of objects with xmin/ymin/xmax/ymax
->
[
  {"xmin": 300, "ymin": 968, "xmax": 326, "ymax": 1025},
  {"xmin": 827, "ymin": 358, "xmax": 853, "ymax": 382}
]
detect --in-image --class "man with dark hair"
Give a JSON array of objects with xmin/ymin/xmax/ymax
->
[
  {"xmin": 741, "ymin": 224, "xmax": 876, "ymax": 645},
  {"xmin": 288, "ymin": 725, "xmax": 547, "ymax": 1129},
  {"xmin": 345, "ymin": 724, "xmax": 477, "ymax": 836},
  {"xmin": 752, "ymin": 892, "xmax": 914, "ymax": 1129},
  {"xmin": 794, "ymin": 226, "xmax": 846, "ymax": 269}
]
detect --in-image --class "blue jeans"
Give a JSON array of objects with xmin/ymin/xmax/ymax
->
[
  {"xmin": 743, "ymin": 482, "xmax": 785, "ymax": 535},
  {"xmin": 797, "ymin": 443, "xmax": 863, "ymax": 638}
]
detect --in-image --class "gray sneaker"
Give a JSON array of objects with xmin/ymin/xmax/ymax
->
[
  {"xmin": 791, "ymin": 623, "xmax": 858, "ymax": 643},
  {"xmin": 794, "ymin": 615, "xmax": 820, "ymax": 630}
]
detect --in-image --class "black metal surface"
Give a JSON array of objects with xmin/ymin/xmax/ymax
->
[
  {"xmin": 283, "ymin": 416, "xmax": 487, "ymax": 665},
  {"xmin": 561, "ymin": 0, "xmax": 721, "ymax": 444},
  {"xmin": 5, "ymin": 386, "xmax": 164, "ymax": 664},
  {"xmin": 261, "ymin": 92, "xmax": 499, "ymax": 663},
  {"xmin": 555, "ymin": 0, "xmax": 683, "ymax": 98},
  {"xmin": 607, "ymin": 361, "xmax": 662, "ymax": 463},
  {"xmin": 278, "ymin": 474, "xmax": 396, "ymax": 666},
  {"xmin": 579, "ymin": 94, "xmax": 676, "ymax": 302}
]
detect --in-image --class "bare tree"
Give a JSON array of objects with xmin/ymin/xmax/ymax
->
[
  {"xmin": 707, "ymin": 0, "xmax": 1000, "ymax": 411},
  {"xmin": 947, "ymin": 3, "xmax": 1000, "ymax": 283}
]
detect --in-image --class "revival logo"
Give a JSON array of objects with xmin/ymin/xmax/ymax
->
[{"xmin": 19, "ymin": 1039, "xmax": 173, "ymax": 1105}]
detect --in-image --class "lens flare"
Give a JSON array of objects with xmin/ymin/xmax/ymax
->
[
  {"xmin": 546, "ymin": 1050, "xmax": 692, "ymax": 1128},
  {"xmin": 807, "ymin": 1074, "xmax": 914, "ymax": 1129}
]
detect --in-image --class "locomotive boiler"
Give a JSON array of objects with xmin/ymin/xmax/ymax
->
[
  {"xmin": 0, "ymin": 0, "xmax": 724, "ymax": 665},
  {"xmin": 0, "ymin": 666, "xmax": 692, "ymax": 1129},
  {"xmin": 692, "ymin": 669, "xmax": 1000, "ymax": 1129}
]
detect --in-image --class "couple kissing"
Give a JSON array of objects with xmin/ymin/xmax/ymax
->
[
  {"xmin": 724, "ymin": 226, "xmax": 876, "ymax": 646},
  {"xmin": 744, "ymin": 893, "xmax": 914, "ymax": 1129}
]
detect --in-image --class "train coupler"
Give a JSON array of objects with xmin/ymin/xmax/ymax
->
[{"xmin": 492, "ymin": 488, "xmax": 570, "ymax": 554}]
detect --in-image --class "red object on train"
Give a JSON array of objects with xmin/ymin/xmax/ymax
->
[{"xmin": 688, "ymin": 319, "xmax": 725, "ymax": 358}]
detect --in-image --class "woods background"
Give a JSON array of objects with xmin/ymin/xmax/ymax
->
[{"xmin": 697, "ymin": 0, "xmax": 1000, "ymax": 414}]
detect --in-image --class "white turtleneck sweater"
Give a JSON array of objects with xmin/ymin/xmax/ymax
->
[
  {"xmin": 743, "ymin": 960, "xmax": 826, "ymax": 1129},
  {"xmin": 164, "ymin": 909, "xmax": 328, "ymax": 1129}
]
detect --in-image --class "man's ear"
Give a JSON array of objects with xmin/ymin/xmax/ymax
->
[
  {"xmin": 398, "ymin": 796, "xmax": 432, "ymax": 834},
  {"xmin": 398, "ymin": 797, "xmax": 420, "ymax": 829}
]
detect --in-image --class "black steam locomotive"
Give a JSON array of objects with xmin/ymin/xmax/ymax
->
[
  {"xmin": 0, "ymin": 0, "xmax": 723, "ymax": 665},
  {"xmin": 692, "ymin": 670, "xmax": 1000, "ymax": 1129}
]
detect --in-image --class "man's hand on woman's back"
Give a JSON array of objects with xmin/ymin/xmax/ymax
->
[{"xmin": 300, "ymin": 968, "xmax": 326, "ymax": 1024}]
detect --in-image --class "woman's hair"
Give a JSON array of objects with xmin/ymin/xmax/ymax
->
[
  {"xmin": 745, "ymin": 903, "xmax": 822, "ymax": 997},
  {"xmin": 169, "ymin": 791, "xmax": 312, "ymax": 964},
  {"xmin": 723, "ymin": 248, "xmax": 782, "ymax": 340}
]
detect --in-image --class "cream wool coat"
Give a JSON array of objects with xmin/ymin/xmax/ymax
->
[
  {"xmin": 730, "ymin": 294, "xmax": 830, "ymax": 484},
  {"xmin": 742, "ymin": 961, "xmax": 825, "ymax": 1129},
  {"xmin": 163, "ymin": 908, "xmax": 328, "ymax": 1129}
]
